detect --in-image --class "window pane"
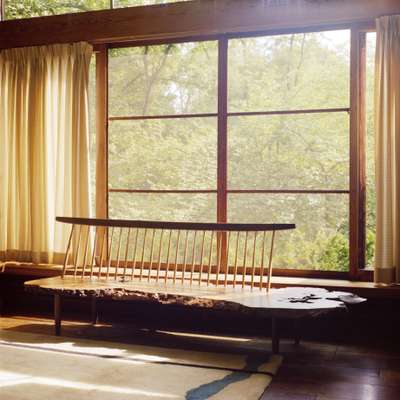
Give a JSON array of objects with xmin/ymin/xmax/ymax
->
[
  {"xmin": 109, "ymin": 118, "xmax": 217, "ymax": 190},
  {"xmin": 366, "ymin": 32, "xmax": 376, "ymax": 268},
  {"xmin": 228, "ymin": 194, "xmax": 349, "ymax": 271},
  {"xmin": 114, "ymin": 0, "xmax": 189, "ymax": 7},
  {"xmin": 109, "ymin": 193, "xmax": 216, "ymax": 222},
  {"xmin": 109, "ymin": 41, "xmax": 218, "ymax": 116},
  {"xmin": 228, "ymin": 30, "xmax": 350, "ymax": 112},
  {"xmin": 5, "ymin": 0, "xmax": 108, "ymax": 19},
  {"xmin": 228, "ymin": 114, "xmax": 349, "ymax": 190}
]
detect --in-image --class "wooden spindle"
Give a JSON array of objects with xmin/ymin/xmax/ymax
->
[
  {"xmin": 122, "ymin": 228, "xmax": 132, "ymax": 281},
  {"xmin": 216, "ymin": 231, "xmax": 223, "ymax": 287},
  {"xmin": 267, "ymin": 230, "xmax": 276, "ymax": 292},
  {"xmin": 156, "ymin": 229, "xmax": 164, "ymax": 282},
  {"xmin": 98, "ymin": 228, "xmax": 107, "ymax": 278},
  {"xmin": 114, "ymin": 227, "xmax": 123, "ymax": 280},
  {"xmin": 198, "ymin": 230, "xmax": 206, "ymax": 286},
  {"xmin": 224, "ymin": 231, "xmax": 231, "ymax": 287},
  {"xmin": 62, "ymin": 224, "xmax": 75, "ymax": 277},
  {"xmin": 106, "ymin": 227, "xmax": 115, "ymax": 279},
  {"xmin": 81, "ymin": 225, "xmax": 91, "ymax": 278},
  {"xmin": 139, "ymin": 228, "xmax": 148, "ymax": 281},
  {"xmin": 73, "ymin": 225, "xmax": 83, "ymax": 277},
  {"xmin": 259, "ymin": 231, "xmax": 267, "ymax": 291},
  {"xmin": 165, "ymin": 230, "xmax": 173, "ymax": 283},
  {"xmin": 130, "ymin": 228, "xmax": 139, "ymax": 280},
  {"xmin": 89, "ymin": 227, "xmax": 99, "ymax": 279},
  {"xmin": 148, "ymin": 229, "xmax": 156, "ymax": 282},
  {"xmin": 173, "ymin": 230, "xmax": 181, "ymax": 284},
  {"xmin": 250, "ymin": 231, "xmax": 258, "ymax": 289},
  {"xmin": 189, "ymin": 230, "xmax": 198, "ymax": 286},
  {"xmin": 207, "ymin": 231, "xmax": 214, "ymax": 286},
  {"xmin": 233, "ymin": 232, "xmax": 240, "ymax": 288},
  {"xmin": 181, "ymin": 230, "xmax": 189, "ymax": 284},
  {"xmin": 242, "ymin": 231, "xmax": 249, "ymax": 288}
]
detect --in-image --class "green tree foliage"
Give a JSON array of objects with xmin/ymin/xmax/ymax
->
[
  {"xmin": 5, "ymin": 0, "xmax": 109, "ymax": 19},
  {"xmin": 4, "ymin": 0, "xmax": 190, "ymax": 19}
]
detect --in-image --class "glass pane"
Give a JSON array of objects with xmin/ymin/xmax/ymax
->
[
  {"xmin": 228, "ymin": 194, "xmax": 349, "ymax": 271},
  {"xmin": 114, "ymin": 0, "xmax": 189, "ymax": 7},
  {"xmin": 228, "ymin": 30, "xmax": 350, "ymax": 112},
  {"xmin": 109, "ymin": 41, "xmax": 218, "ymax": 116},
  {"xmin": 366, "ymin": 32, "xmax": 376, "ymax": 268},
  {"xmin": 228, "ymin": 113, "xmax": 349, "ymax": 190},
  {"xmin": 5, "ymin": 0, "xmax": 109, "ymax": 19},
  {"xmin": 109, "ymin": 193, "xmax": 216, "ymax": 222},
  {"xmin": 109, "ymin": 118, "xmax": 217, "ymax": 190}
]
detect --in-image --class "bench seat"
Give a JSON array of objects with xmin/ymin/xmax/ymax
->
[{"xmin": 25, "ymin": 276, "xmax": 359, "ymax": 319}]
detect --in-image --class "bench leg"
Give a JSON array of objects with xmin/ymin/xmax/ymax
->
[
  {"xmin": 271, "ymin": 317, "xmax": 280, "ymax": 354},
  {"xmin": 293, "ymin": 318, "xmax": 301, "ymax": 346},
  {"xmin": 91, "ymin": 297, "xmax": 99, "ymax": 325},
  {"xmin": 54, "ymin": 294, "xmax": 61, "ymax": 336}
]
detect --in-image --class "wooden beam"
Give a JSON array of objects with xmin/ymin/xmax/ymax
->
[
  {"xmin": 349, "ymin": 26, "xmax": 365, "ymax": 280},
  {"xmin": 358, "ymin": 32, "xmax": 367, "ymax": 272},
  {"xmin": 1, "ymin": 0, "xmax": 399, "ymax": 49}
]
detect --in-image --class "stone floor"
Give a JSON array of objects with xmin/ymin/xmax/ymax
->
[{"xmin": 1, "ymin": 315, "xmax": 400, "ymax": 400}]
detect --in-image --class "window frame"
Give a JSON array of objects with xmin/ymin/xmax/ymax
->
[{"xmin": 96, "ymin": 23, "xmax": 374, "ymax": 280}]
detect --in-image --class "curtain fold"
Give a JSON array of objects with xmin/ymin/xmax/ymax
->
[
  {"xmin": 374, "ymin": 15, "xmax": 400, "ymax": 284},
  {"xmin": 0, "ymin": 42, "xmax": 93, "ymax": 265}
]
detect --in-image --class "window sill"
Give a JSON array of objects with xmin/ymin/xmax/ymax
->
[
  {"xmin": 0, "ymin": 262, "xmax": 63, "ymax": 277},
  {"xmin": 2, "ymin": 263, "xmax": 396, "ymax": 300}
]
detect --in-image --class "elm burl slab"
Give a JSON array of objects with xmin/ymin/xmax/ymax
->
[{"xmin": 25, "ymin": 277, "xmax": 366, "ymax": 352}]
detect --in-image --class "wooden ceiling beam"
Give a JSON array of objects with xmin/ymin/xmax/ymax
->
[{"xmin": 0, "ymin": 0, "xmax": 399, "ymax": 49}]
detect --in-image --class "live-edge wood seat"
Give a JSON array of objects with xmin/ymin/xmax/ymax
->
[
  {"xmin": 26, "ymin": 276, "xmax": 350, "ymax": 318},
  {"xmin": 24, "ymin": 217, "xmax": 365, "ymax": 353}
]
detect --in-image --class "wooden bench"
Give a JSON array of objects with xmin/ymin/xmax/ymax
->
[{"xmin": 25, "ymin": 217, "xmax": 365, "ymax": 353}]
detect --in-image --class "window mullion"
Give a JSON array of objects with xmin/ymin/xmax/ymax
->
[
  {"xmin": 349, "ymin": 26, "xmax": 366, "ymax": 278},
  {"xmin": 217, "ymin": 38, "xmax": 228, "ymax": 224}
]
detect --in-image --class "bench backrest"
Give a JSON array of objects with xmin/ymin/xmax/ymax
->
[{"xmin": 57, "ymin": 217, "xmax": 295, "ymax": 291}]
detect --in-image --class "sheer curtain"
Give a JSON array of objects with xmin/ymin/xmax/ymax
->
[
  {"xmin": 0, "ymin": 42, "xmax": 93, "ymax": 265},
  {"xmin": 374, "ymin": 16, "xmax": 400, "ymax": 284}
]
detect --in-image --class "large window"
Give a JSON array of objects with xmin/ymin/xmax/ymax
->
[
  {"xmin": 106, "ymin": 29, "xmax": 368, "ymax": 273},
  {"xmin": 0, "ymin": 1, "xmax": 376, "ymax": 277},
  {"xmin": 227, "ymin": 32, "xmax": 350, "ymax": 271},
  {"xmin": 108, "ymin": 42, "xmax": 218, "ymax": 222}
]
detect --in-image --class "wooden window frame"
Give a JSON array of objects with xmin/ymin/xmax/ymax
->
[{"xmin": 95, "ymin": 24, "xmax": 375, "ymax": 281}]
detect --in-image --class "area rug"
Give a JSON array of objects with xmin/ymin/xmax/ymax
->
[{"xmin": 0, "ymin": 329, "xmax": 281, "ymax": 400}]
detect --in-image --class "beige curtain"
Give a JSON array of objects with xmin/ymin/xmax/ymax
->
[
  {"xmin": 0, "ymin": 42, "xmax": 93, "ymax": 265},
  {"xmin": 374, "ymin": 16, "xmax": 400, "ymax": 284}
]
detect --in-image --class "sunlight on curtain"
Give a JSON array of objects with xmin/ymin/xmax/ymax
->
[
  {"xmin": 374, "ymin": 16, "xmax": 400, "ymax": 284},
  {"xmin": 0, "ymin": 42, "xmax": 93, "ymax": 264}
]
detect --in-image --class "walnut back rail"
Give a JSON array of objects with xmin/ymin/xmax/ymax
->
[
  {"xmin": 23, "ymin": 217, "xmax": 365, "ymax": 352},
  {"xmin": 54, "ymin": 217, "xmax": 295, "ymax": 290}
]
